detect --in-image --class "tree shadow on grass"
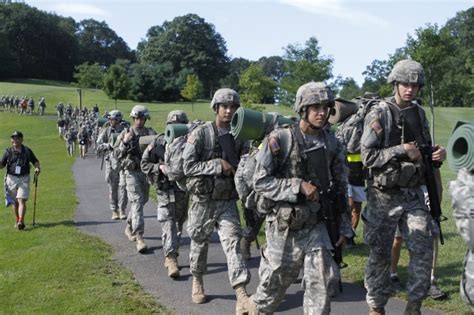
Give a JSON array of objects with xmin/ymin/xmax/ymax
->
[{"xmin": 32, "ymin": 220, "xmax": 75, "ymax": 228}]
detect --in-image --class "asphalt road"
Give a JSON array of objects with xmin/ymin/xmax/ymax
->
[{"xmin": 73, "ymin": 154, "xmax": 442, "ymax": 314}]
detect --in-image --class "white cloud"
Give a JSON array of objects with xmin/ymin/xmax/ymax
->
[
  {"xmin": 51, "ymin": 3, "xmax": 108, "ymax": 17},
  {"xmin": 280, "ymin": 0, "xmax": 389, "ymax": 28}
]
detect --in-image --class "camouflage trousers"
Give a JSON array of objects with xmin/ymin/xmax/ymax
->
[
  {"xmin": 125, "ymin": 170, "xmax": 150, "ymax": 236},
  {"xmin": 157, "ymin": 188, "xmax": 188, "ymax": 257},
  {"xmin": 363, "ymin": 185, "xmax": 433, "ymax": 308},
  {"xmin": 105, "ymin": 162, "xmax": 127, "ymax": 213},
  {"xmin": 252, "ymin": 216, "xmax": 336, "ymax": 314},
  {"xmin": 187, "ymin": 197, "xmax": 250, "ymax": 288}
]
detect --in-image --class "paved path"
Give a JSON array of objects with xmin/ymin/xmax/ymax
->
[{"xmin": 73, "ymin": 155, "xmax": 442, "ymax": 314}]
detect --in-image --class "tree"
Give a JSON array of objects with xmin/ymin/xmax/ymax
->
[
  {"xmin": 0, "ymin": 3, "xmax": 78, "ymax": 80},
  {"xmin": 181, "ymin": 74, "xmax": 203, "ymax": 105},
  {"xmin": 239, "ymin": 64, "xmax": 276, "ymax": 104},
  {"xmin": 437, "ymin": 9, "xmax": 474, "ymax": 107},
  {"xmin": 129, "ymin": 62, "xmax": 190, "ymax": 102},
  {"xmin": 336, "ymin": 77, "xmax": 362, "ymax": 100},
  {"xmin": 280, "ymin": 37, "xmax": 333, "ymax": 105},
  {"xmin": 405, "ymin": 24, "xmax": 456, "ymax": 107},
  {"xmin": 138, "ymin": 14, "xmax": 229, "ymax": 97},
  {"xmin": 258, "ymin": 56, "xmax": 285, "ymax": 82},
  {"xmin": 102, "ymin": 64, "xmax": 130, "ymax": 109},
  {"xmin": 219, "ymin": 57, "xmax": 251, "ymax": 91},
  {"xmin": 361, "ymin": 48, "xmax": 407, "ymax": 97},
  {"xmin": 76, "ymin": 19, "xmax": 133, "ymax": 67},
  {"xmin": 73, "ymin": 62, "xmax": 103, "ymax": 89}
]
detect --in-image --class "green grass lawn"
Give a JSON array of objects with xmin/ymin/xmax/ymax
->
[
  {"xmin": 0, "ymin": 112, "xmax": 169, "ymax": 313},
  {"xmin": 0, "ymin": 79, "xmax": 473, "ymax": 314}
]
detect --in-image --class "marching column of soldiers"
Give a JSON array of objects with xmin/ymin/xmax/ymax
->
[
  {"xmin": 5, "ymin": 59, "xmax": 470, "ymax": 315},
  {"xmin": 0, "ymin": 95, "xmax": 46, "ymax": 115}
]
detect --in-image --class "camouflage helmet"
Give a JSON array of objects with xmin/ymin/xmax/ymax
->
[
  {"xmin": 210, "ymin": 88, "xmax": 240, "ymax": 109},
  {"xmin": 387, "ymin": 59, "xmax": 425, "ymax": 86},
  {"xmin": 166, "ymin": 110, "xmax": 189, "ymax": 124},
  {"xmin": 294, "ymin": 82, "xmax": 335, "ymax": 113},
  {"xmin": 130, "ymin": 105, "xmax": 150, "ymax": 119},
  {"xmin": 108, "ymin": 110, "xmax": 123, "ymax": 121}
]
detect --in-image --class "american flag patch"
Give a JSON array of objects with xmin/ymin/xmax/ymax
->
[{"xmin": 268, "ymin": 137, "xmax": 280, "ymax": 155}]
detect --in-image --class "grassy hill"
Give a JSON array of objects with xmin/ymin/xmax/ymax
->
[{"xmin": 0, "ymin": 80, "xmax": 473, "ymax": 314}]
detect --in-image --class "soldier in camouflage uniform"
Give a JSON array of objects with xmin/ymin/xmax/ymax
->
[
  {"xmin": 361, "ymin": 59, "xmax": 446, "ymax": 315},
  {"xmin": 247, "ymin": 82, "xmax": 352, "ymax": 314},
  {"xmin": 141, "ymin": 110, "xmax": 189, "ymax": 279},
  {"xmin": 115, "ymin": 105, "xmax": 157, "ymax": 253},
  {"xmin": 96, "ymin": 110, "xmax": 128, "ymax": 221},
  {"xmin": 450, "ymin": 168, "xmax": 474, "ymax": 307},
  {"xmin": 182, "ymin": 88, "xmax": 251, "ymax": 312}
]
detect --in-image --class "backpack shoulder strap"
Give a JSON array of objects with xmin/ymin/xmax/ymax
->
[{"xmin": 377, "ymin": 100, "xmax": 392, "ymax": 148}]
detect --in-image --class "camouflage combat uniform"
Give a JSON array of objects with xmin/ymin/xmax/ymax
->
[
  {"xmin": 361, "ymin": 98, "xmax": 433, "ymax": 309},
  {"xmin": 141, "ymin": 134, "xmax": 188, "ymax": 258},
  {"xmin": 115, "ymin": 126, "xmax": 156, "ymax": 237},
  {"xmin": 250, "ymin": 123, "xmax": 351, "ymax": 314},
  {"xmin": 97, "ymin": 121, "xmax": 128, "ymax": 217},
  {"xmin": 182, "ymin": 122, "xmax": 250, "ymax": 288},
  {"xmin": 450, "ymin": 168, "xmax": 474, "ymax": 306}
]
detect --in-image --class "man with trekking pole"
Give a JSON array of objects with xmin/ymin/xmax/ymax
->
[{"xmin": 1, "ymin": 131, "xmax": 41, "ymax": 230}]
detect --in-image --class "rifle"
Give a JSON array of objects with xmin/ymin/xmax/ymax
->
[
  {"xmin": 243, "ymin": 207, "xmax": 262, "ymax": 249},
  {"xmin": 401, "ymin": 105, "xmax": 446, "ymax": 244},
  {"xmin": 217, "ymin": 133, "xmax": 240, "ymax": 169},
  {"xmin": 218, "ymin": 132, "xmax": 263, "ymax": 246},
  {"xmin": 305, "ymin": 146, "xmax": 346, "ymax": 290},
  {"xmin": 32, "ymin": 172, "xmax": 39, "ymax": 226}
]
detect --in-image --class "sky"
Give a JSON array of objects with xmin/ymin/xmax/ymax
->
[{"xmin": 27, "ymin": 0, "xmax": 473, "ymax": 85}]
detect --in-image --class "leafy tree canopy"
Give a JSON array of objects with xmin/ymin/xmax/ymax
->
[
  {"xmin": 181, "ymin": 74, "xmax": 203, "ymax": 103},
  {"xmin": 74, "ymin": 62, "xmax": 103, "ymax": 89},
  {"xmin": 280, "ymin": 37, "xmax": 333, "ymax": 105},
  {"xmin": 76, "ymin": 19, "xmax": 133, "ymax": 67},
  {"xmin": 138, "ymin": 14, "xmax": 229, "ymax": 97},
  {"xmin": 239, "ymin": 63, "xmax": 276, "ymax": 104},
  {"xmin": 102, "ymin": 63, "xmax": 131, "ymax": 108}
]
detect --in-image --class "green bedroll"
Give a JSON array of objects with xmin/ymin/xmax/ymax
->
[
  {"xmin": 447, "ymin": 121, "xmax": 474, "ymax": 173},
  {"xmin": 164, "ymin": 124, "xmax": 189, "ymax": 143},
  {"xmin": 230, "ymin": 107, "xmax": 295, "ymax": 141}
]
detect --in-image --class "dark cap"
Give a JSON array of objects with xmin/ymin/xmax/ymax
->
[{"xmin": 10, "ymin": 131, "xmax": 23, "ymax": 138}]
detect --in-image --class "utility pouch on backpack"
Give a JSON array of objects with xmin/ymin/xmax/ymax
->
[
  {"xmin": 275, "ymin": 202, "xmax": 319, "ymax": 231},
  {"xmin": 211, "ymin": 176, "xmax": 238, "ymax": 200},
  {"xmin": 186, "ymin": 176, "xmax": 213, "ymax": 195},
  {"xmin": 372, "ymin": 160, "xmax": 424, "ymax": 188},
  {"xmin": 256, "ymin": 195, "xmax": 276, "ymax": 214},
  {"xmin": 398, "ymin": 161, "xmax": 424, "ymax": 187}
]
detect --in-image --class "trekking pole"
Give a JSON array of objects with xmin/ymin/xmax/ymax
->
[{"xmin": 32, "ymin": 172, "xmax": 39, "ymax": 226}]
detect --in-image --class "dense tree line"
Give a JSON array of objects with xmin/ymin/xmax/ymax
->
[
  {"xmin": 0, "ymin": 3, "xmax": 131, "ymax": 81},
  {"xmin": 1, "ymin": 3, "xmax": 473, "ymax": 107}
]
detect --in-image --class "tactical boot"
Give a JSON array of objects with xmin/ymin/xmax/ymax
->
[
  {"xmin": 404, "ymin": 301, "xmax": 421, "ymax": 315},
  {"xmin": 369, "ymin": 307, "xmax": 385, "ymax": 315},
  {"xmin": 111, "ymin": 211, "xmax": 120, "ymax": 220},
  {"xmin": 136, "ymin": 236, "xmax": 147, "ymax": 253},
  {"xmin": 119, "ymin": 209, "xmax": 127, "ymax": 220},
  {"xmin": 235, "ymin": 284, "xmax": 259, "ymax": 315},
  {"xmin": 165, "ymin": 254, "xmax": 180, "ymax": 279},
  {"xmin": 240, "ymin": 237, "xmax": 251, "ymax": 260},
  {"xmin": 191, "ymin": 276, "xmax": 206, "ymax": 304},
  {"xmin": 125, "ymin": 226, "xmax": 136, "ymax": 242}
]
